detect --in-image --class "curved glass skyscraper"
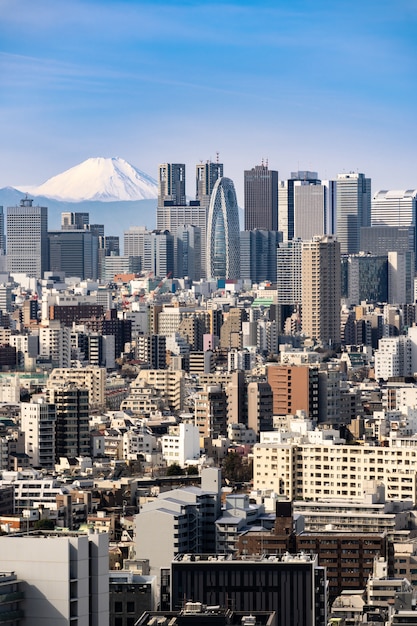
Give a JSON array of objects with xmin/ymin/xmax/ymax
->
[{"xmin": 207, "ymin": 177, "xmax": 240, "ymax": 280}]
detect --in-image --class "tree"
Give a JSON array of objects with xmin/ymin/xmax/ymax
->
[
  {"xmin": 34, "ymin": 519, "xmax": 55, "ymax": 530},
  {"xmin": 166, "ymin": 463, "xmax": 184, "ymax": 476},
  {"xmin": 186, "ymin": 465, "xmax": 199, "ymax": 476},
  {"xmin": 222, "ymin": 452, "xmax": 253, "ymax": 484}
]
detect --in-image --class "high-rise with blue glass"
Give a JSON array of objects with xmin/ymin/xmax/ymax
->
[{"xmin": 206, "ymin": 177, "xmax": 240, "ymax": 280}]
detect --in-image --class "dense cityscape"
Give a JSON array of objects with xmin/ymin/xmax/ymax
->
[{"xmin": 0, "ymin": 156, "xmax": 416, "ymax": 626}]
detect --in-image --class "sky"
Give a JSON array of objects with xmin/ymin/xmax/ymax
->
[{"xmin": 1, "ymin": 0, "xmax": 417, "ymax": 205}]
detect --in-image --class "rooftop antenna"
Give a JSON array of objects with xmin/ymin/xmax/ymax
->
[
  {"xmin": 216, "ymin": 151, "xmax": 220, "ymax": 164},
  {"xmin": 261, "ymin": 157, "xmax": 264, "ymax": 166},
  {"xmin": 266, "ymin": 157, "xmax": 269, "ymax": 168}
]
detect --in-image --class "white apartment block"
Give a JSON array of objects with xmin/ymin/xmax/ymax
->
[
  {"xmin": 21, "ymin": 399, "xmax": 56, "ymax": 469},
  {"xmin": 38, "ymin": 320, "xmax": 71, "ymax": 368},
  {"xmin": 122, "ymin": 427, "xmax": 157, "ymax": 460},
  {"xmin": 253, "ymin": 440, "xmax": 417, "ymax": 503},
  {"xmin": 47, "ymin": 366, "xmax": 106, "ymax": 408},
  {"xmin": 0, "ymin": 532, "xmax": 109, "ymax": 626},
  {"xmin": 160, "ymin": 423, "xmax": 200, "ymax": 466},
  {"xmin": 374, "ymin": 336, "xmax": 413, "ymax": 381}
]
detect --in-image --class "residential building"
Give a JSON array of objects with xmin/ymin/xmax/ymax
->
[
  {"xmin": 47, "ymin": 366, "xmax": 106, "ymax": 409},
  {"xmin": 0, "ymin": 531, "xmax": 109, "ymax": 626},
  {"xmin": 267, "ymin": 364, "xmax": 319, "ymax": 422},
  {"xmin": 20, "ymin": 399, "xmax": 56, "ymax": 469},
  {"xmin": 301, "ymin": 235, "xmax": 341, "ymax": 347},
  {"xmin": 47, "ymin": 384, "xmax": 90, "ymax": 461}
]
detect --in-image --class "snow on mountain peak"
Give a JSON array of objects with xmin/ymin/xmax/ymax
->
[{"xmin": 24, "ymin": 157, "xmax": 158, "ymax": 202}]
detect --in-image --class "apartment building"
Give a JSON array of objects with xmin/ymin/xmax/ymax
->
[
  {"xmin": 253, "ymin": 440, "xmax": 417, "ymax": 502},
  {"xmin": 47, "ymin": 366, "xmax": 106, "ymax": 409}
]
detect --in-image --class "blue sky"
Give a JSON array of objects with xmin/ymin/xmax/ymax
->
[{"xmin": 1, "ymin": 0, "xmax": 416, "ymax": 204}]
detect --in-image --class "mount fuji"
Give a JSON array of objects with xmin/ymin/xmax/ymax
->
[
  {"xmin": 0, "ymin": 157, "xmax": 158, "ymax": 238},
  {"xmin": 22, "ymin": 157, "xmax": 158, "ymax": 202}
]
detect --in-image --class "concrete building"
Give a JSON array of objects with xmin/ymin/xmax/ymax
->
[
  {"xmin": 253, "ymin": 439, "xmax": 417, "ymax": 502},
  {"xmin": 135, "ymin": 468, "xmax": 221, "ymax": 576},
  {"xmin": 158, "ymin": 163, "xmax": 186, "ymax": 207},
  {"xmin": 336, "ymin": 172, "xmax": 371, "ymax": 254},
  {"xmin": 388, "ymin": 250, "xmax": 415, "ymax": 304},
  {"xmin": 136, "ymin": 369, "xmax": 185, "ymax": 413},
  {"xmin": 20, "ymin": 399, "xmax": 56, "ymax": 469},
  {"xmin": 195, "ymin": 384, "xmax": 228, "ymax": 438},
  {"xmin": 301, "ymin": 235, "xmax": 341, "ymax": 347},
  {"xmin": 267, "ymin": 364, "xmax": 319, "ymax": 422},
  {"xmin": 38, "ymin": 320, "xmax": 71, "ymax": 368},
  {"xmin": 175, "ymin": 224, "xmax": 201, "ymax": 281},
  {"xmin": 293, "ymin": 179, "xmax": 327, "ymax": 240},
  {"xmin": 7, "ymin": 197, "xmax": 48, "ymax": 278},
  {"xmin": 244, "ymin": 164, "xmax": 278, "ymax": 231},
  {"xmin": 169, "ymin": 552, "xmax": 327, "ymax": 626},
  {"xmin": 142, "ymin": 230, "xmax": 174, "ymax": 278},
  {"xmin": 47, "ymin": 384, "xmax": 90, "ymax": 461},
  {"xmin": 48, "ymin": 229, "xmax": 98, "ymax": 280},
  {"xmin": 47, "ymin": 366, "xmax": 106, "ymax": 409},
  {"xmin": 160, "ymin": 423, "xmax": 200, "ymax": 467},
  {"xmin": 0, "ymin": 531, "xmax": 109, "ymax": 626},
  {"xmin": 278, "ymin": 171, "xmax": 321, "ymax": 243}
]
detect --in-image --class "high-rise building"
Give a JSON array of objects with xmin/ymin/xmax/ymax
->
[
  {"xmin": 372, "ymin": 189, "xmax": 417, "ymax": 228},
  {"xmin": 276, "ymin": 239, "xmax": 303, "ymax": 330},
  {"xmin": 124, "ymin": 225, "xmax": 149, "ymax": 259},
  {"xmin": 196, "ymin": 160, "xmax": 223, "ymax": 208},
  {"xmin": 278, "ymin": 171, "xmax": 321, "ymax": 242},
  {"xmin": 158, "ymin": 163, "xmax": 186, "ymax": 207},
  {"xmin": 301, "ymin": 235, "xmax": 341, "ymax": 347},
  {"xmin": 0, "ymin": 532, "xmax": 109, "ymax": 626},
  {"xmin": 293, "ymin": 180, "xmax": 327, "ymax": 240},
  {"xmin": 0, "ymin": 206, "xmax": 5, "ymax": 255},
  {"xmin": 48, "ymin": 229, "xmax": 98, "ymax": 279},
  {"xmin": 244, "ymin": 163, "xmax": 278, "ymax": 231},
  {"xmin": 175, "ymin": 224, "xmax": 201, "ymax": 280},
  {"xmin": 61, "ymin": 211, "xmax": 89, "ymax": 230},
  {"xmin": 267, "ymin": 363, "xmax": 319, "ymax": 420},
  {"xmin": 361, "ymin": 225, "xmax": 415, "ymax": 258},
  {"xmin": 336, "ymin": 172, "xmax": 371, "ymax": 254},
  {"xmin": 21, "ymin": 399, "xmax": 56, "ymax": 469},
  {"xmin": 142, "ymin": 230, "xmax": 174, "ymax": 278},
  {"xmin": 206, "ymin": 177, "xmax": 240, "ymax": 280},
  {"xmin": 7, "ymin": 197, "xmax": 48, "ymax": 278},
  {"xmin": 47, "ymin": 383, "xmax": 90, "ymax": 461},
  {"xmin": 240, "ymin": 230, "xmax": 282, "ymax": 283},
  {"xmin": 388, "ymin": 250, "xmax": 415, "ymax": 304},
  {"xmin": 342, "ymin": 253, "xmax": 388, "ymax": 305}
]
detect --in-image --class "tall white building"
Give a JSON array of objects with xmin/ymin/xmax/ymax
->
[
  {"xmin": 293, "ymin": 180, "xmax": 326, "ymax": 240},
  {"xmin": 21, "ymin": 399, "xmax": 56, "ymax": 469},
  {"xmin": 38, "ymin": 320, "xmax": 71, "ymax": 368},
  {"xmin": 123, "ymin": 225, "xmax": 149, "ymax": 259},
  {"xmin": 374, "ymin": 335, "xmax": 413, "ymax": 380},
  {"xmin": 372, "ymin": 189, "xmax": 417, "ymax": 228},
  {"xmin": 160, "ymin": 423, "xmax": 200, "ymax": 467},
  {"xmin": 0, "ymin": 532, "xmax": 109, "ymax": 626},
  {"xmin": 388, "ymin": 250, "xmax": 414, "ymax": 304},
  {"xmin": 7, "ymin": 197, "xmax": 48, "ymax": 278}
]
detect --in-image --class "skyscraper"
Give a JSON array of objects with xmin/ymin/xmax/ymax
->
[
  {"xmin": 336, "ymin": 172, "xmax": 371, "ymax": 254},
  {"xmin": 0, "ymin": 206, "xmax": 5, "ymax": 255},
  {"xmin": 158, "ymin": 163, "xmax": 186, "ymax": 206},
  {"xmin": 240, "ymin": 230, "xmax": 282, "ymax": 283},
  {"xmin": 196, "ymin": 160, "xmax": 223, "ymax": 208},
  {"xmin": 142, "ymin": 230, "xmax": 174, "ymax": 278},
  {"xmin": 7, "ymin": 197, "xmax": 48, "ymax": 277},
  {"xmin": 48, "ymin": 229, "xmax": 98, "ymax": 279},
  {"xmin": 175, "ymin": 224, "xmax": 201, "ymax": 280},
  {"xmin": 301, "ymin": 235, "xmax": 341, "ymax": 347},
  {"xmin": 206, "ymin": 177, "xmax": 240, "ymax": 280},
  {"xmin": 244, "ymin": 163, "xmax": 278, "ymax": 231},
  {"xmin": 278, "ymin": 171, "xmax": 321, "ymax": 242}
]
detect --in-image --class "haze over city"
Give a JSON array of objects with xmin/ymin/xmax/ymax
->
[{"xmin": 1, "ymin": 0, "xmax": 417, "ymax": 202}]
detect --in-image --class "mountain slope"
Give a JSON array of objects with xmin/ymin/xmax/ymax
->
[{"xmin": 22, "ymin": 157, "xmax": 158, "ymax": 202}]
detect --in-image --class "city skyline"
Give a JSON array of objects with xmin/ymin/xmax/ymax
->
[{"xmin": 1, "ymin": 0, "xmax": 417, "ymax": 205}]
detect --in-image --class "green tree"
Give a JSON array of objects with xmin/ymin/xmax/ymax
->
[
  {"xmin": 166, "ymin": 463, "xmax": 184, "ymax": 476},
  {"xmin": 222, "ymin": 452, "xmax": 252, "ymax": 483},
  {"xmin": 186, "ymin": 465, "xmax": 199, "ymax": 476},
  {"xmin": 34, "ymin": 519, "xmax": 55, "ymax": 530}
]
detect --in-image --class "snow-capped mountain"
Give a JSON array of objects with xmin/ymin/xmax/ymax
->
[{"xmin": 22, "ymin": 157, "xmax": 158, "ymax": 202}]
